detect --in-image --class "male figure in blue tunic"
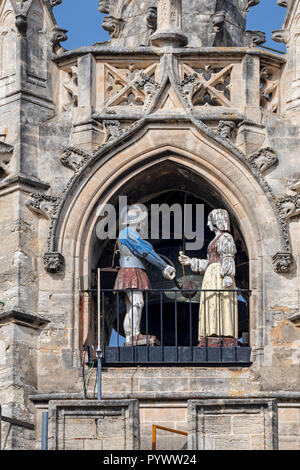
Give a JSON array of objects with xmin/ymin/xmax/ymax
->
[{"xmin": 114, "ymin": 205, "xmax": 176, "ymax": 346}]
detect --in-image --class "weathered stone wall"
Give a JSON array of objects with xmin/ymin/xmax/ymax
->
[
  {"xmin": 48, "ymin": 400, "xmax": 140, "ymax": 451},
  {"xmin": 187, "ymin": 399, "xmax": 278, "ymax": 450}
]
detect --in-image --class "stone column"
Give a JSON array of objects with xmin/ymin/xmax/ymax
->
[
  {"xmin": 72, "ymin": 54, "xmax": 104, "ymax": 152},
  {"xmin": 151, "ymin": 0, "xmax": 187, "ymax": 47}
]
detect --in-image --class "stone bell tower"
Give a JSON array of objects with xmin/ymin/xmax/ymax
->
[{"xmin": 0, "ymin": 0, "xmax": 300, "ymax": 451}]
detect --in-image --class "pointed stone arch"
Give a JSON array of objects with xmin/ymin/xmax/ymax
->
[{"xmin": 46, "ymin": 123, "xmax": 287, "ymax": 358}]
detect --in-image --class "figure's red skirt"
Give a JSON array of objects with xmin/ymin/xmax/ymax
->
[{"xmin": 114, "ymin": 268, "xmax": 152, "ymax": 291}]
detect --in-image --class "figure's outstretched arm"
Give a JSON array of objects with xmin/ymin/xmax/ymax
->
[
  {"xmin": 178, "ymin": 251, "xmax": 209, "ymax": 274},
  {"xmin": 119, "ymin": 228, "xmax": 175, "ymax": 280}
]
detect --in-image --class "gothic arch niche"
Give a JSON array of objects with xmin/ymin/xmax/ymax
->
[
  {"xmin": 0, "ymin": 8, "xmax": 16, "ymax": 79},
  {"xmin": 87, "ymin": 158, "xmax": 250, "ymax": 351},
  {"xmin": 26, "ymin": 1, "xmax": 47, "ymax": 82},
  {"xmin": 55, "ymin": 127, "xmax": 282, "ymax": 362}
]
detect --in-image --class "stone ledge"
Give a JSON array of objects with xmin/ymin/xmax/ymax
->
[
  {"xmin": 0, "ymin": 309, "xmax": 50, "ymax": 329},
  {"xmin": 29, "ymin": 392, "xmax": 300, "ymax": 403}
]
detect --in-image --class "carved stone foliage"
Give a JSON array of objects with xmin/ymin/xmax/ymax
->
[
  {"xmin": 276, "ymin": 194, "xmax": 300, "ymax": 220},
  {"xmin": 26, "ymin": 193, "xmax": 59, "ymax": 219},
  {"xmin": 272, "ymin": 252, "xmax": 294, "ymax": 274},
  {"xmin": 145, "ymin": 7, "xmax": 157, "ymax": 33},
  {"xmin": 104, "ymin": 62, "xmax": 158, "ymax": 108},
  {"xmin": 181, "ymin": 64, "xmax": 233, "ymax": 107},
  {"xmin": 103, "ymin": 120, "xmax": 125, "ymax": 143},
  {"xmin": 60, "ymin": 147, "xmax": 91, "ymax": 172},
  {"xmin": 248, "ymin": 147, "xmax": 278, "ymax": 173},
  {"xmin": 62, "ymin": 65, "xmax": 78, "ymax": 111},
  {"xmin": 260, "ymin": 66, "xmax": 280, "ymax": 113},
  {"xmin": 216, "ymin": 121, "xmax": 236, "ymax": 141},
  {"xmin": 0, "ymin": 141, "xmax": 13, "ymax": 178},
  {"xmin": 134, "ymin": 72, "xmax": 160, "ymax": 111},
  {"xmin": 43, "ymin": 252, "xmax": 64, "ymax": 273}
]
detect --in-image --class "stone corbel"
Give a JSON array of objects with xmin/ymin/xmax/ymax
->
[
  {"xmin": 50, "ymin": 0, "xmax": 63, "ymax": 6},
  {"xmin": 102, "ymin": 15, "xmax": 124, "ymax": 39},
  {"xmin": 277, "ymin": 0, "xmax": 289, "ymax": 8},
  {"xmin": 98, "ymin": 0, "xmax": 110, "ymax": 14},
  {"xmin": 211, "ymin": 11, "xmax": 225, "ymax": 33},
  {"xmin": 0, "ymin": 142, "xmax": 13, "ymax": 178},
  {"xmin": 15, "ymin": 14, "xmax": 27, "ymax": 36},
  {"xmin": 272, "ymin": 29, "xmax": 289, "ymax": 44},
  {"xmin": 51, "ymin": 27, "xmax": 68, "ymax": 54},
  {"xmin": 43, "ymin": 252, "xmax": 65, "ymax": 273},
  {"xmin": 244, "ymin": 30, "xmax": 266, "ymax": 48},
  {"xmin": 145, "ymin": 7, "xmax": 157, "ymax": 34},
  {"xmin": 26, "ymin": 193, "xmax": 59, "ymax": 219},
  {"xmin": 247, "ymin": 0, "xmax": 260, "ymax": 11},
  {"xmin": 272, "ymin": 252, "xmax": 294, "ymax": 274},
  {"xmin": 276, "ymin": 194, "xmax": 300, "ymax": 220},
  {"xmin": 216, "ymin": 121, "xmax": 236, "ymax": 141},
  {"xmin": 248, "ymin": 147, "xmax": 278, "ymax": 173}
]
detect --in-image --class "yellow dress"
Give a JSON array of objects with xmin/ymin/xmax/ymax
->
[{"xmin": 190, "ymin": 232, "xmax": 238, "ymax": 340}]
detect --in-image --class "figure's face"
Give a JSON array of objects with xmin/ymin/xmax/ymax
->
[{"xmin": 207, "ymin": 218, "xmax": 214, "ymax": 232}]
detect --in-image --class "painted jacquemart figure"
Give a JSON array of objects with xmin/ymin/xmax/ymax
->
[
  {"xmin": 179, "ymin": 209, "xmax": 238, "ymax": 346},
  {"xmin": 115, "ymin": 205, "xmax": 176, "ymax": 346}
]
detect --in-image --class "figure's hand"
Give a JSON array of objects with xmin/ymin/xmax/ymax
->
[
  {"xmin": 223, "ymin": 276, "xmax": 233, "ymax": 288},
  {"xmin": 178, "ymin": 251, "xmax": 192, "ymax": 266},
  {"xmin": 163, "ymin": 265, "xmax": 176, "ymax": 281}
]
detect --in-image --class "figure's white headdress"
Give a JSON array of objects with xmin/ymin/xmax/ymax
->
[
  {"xmin": 208, "ymin": 209, "xmax": 231, "ymax": 232},
  {"xmin": 120, "ymin": 204, "xmax": 148, "ymax": 226}
]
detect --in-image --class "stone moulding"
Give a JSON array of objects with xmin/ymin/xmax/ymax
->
[{"xmin": 0, "ymin": 309, "xmax": 49, "ymax": 330}]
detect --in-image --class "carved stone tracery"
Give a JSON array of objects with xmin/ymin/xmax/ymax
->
[
  {"xmin": 62, "ymin": 65, "xmax": 78, "ymax": 111},
  {"xmin": 260, "ymin": 65, "xmax": 280, "ymax": 114},
  {"xmin": 181, "ymin": 64, "xmax": 233, "ymax": 108}
]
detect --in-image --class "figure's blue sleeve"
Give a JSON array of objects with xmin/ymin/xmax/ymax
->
[{"xmin": 119, "ymin": 228, "xmax": 168, "ymax": 271}]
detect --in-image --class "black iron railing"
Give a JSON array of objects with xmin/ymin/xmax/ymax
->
[{"xmin": 84, "ymin": 288, "xmax": 251, "ymax": 366}]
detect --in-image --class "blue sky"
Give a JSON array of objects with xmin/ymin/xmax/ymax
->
[{"xmin": 54, "ymin": 0, "xmax": 287, "ymax": 52}]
